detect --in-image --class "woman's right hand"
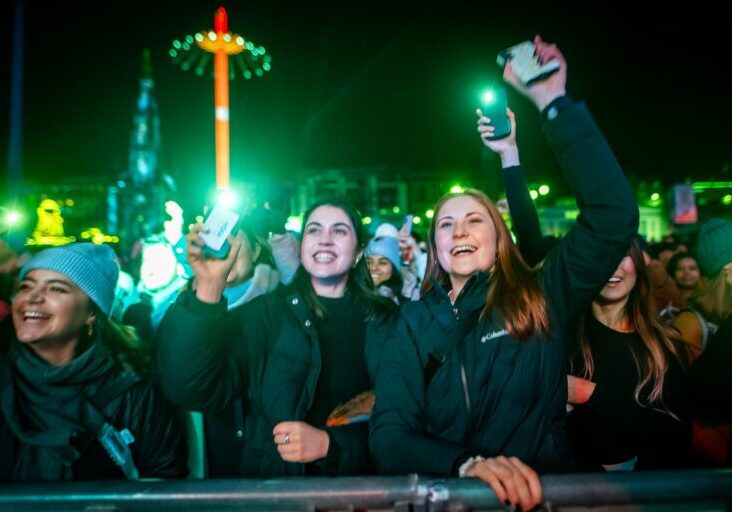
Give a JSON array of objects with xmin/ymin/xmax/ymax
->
[
  {"xmin": 186, "ymin": 223, "xmax": 241, "ymax": 303},
  {"xmin": 465, "ymin": 456, "xmax": 543, "ymax": 511}
]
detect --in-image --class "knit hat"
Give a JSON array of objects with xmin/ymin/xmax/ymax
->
[
  {"xmin": 374, "ymin": 223, "xmax": 399, "ymax": 239},
  {"xmin": 20, "ymin": 243, "xmax": 120, "ymax": 317},
  {"xmin": 364, "ymin": 236, "xmax": 401, "ymax": 270},
  {"xmin": 697, "ymin": 218, "xmax": 732, "ymax": 277}
]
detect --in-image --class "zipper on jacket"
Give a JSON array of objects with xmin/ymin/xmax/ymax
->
[{"xmin": 460, "ymin": 362, "xmax": 471, "ymax": 417}]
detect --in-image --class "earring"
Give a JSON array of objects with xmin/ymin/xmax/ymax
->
[{"xmin": 88, "ymin": 323, "xmax": 94, "ymax": 338}]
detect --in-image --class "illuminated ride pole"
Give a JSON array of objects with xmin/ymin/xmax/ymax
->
[{"xmin": 170, "ymin": 7, "xmax": 271, "ymax": 191}]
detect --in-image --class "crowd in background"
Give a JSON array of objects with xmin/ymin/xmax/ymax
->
[{"xmin": 1, "ymin": 37, "xmax": 730, "ymax": 512}]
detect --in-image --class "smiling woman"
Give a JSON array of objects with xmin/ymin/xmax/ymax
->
[
  {"xmin": 370, "ymin": 37, "xmax": 640, "ymax": 512},
  {"xmin": 0, "ymin": 243, "xmax": 186, "ymax": 481},
  {"xmin": 567, "ymin": 238, "xmax": 692, "ymax": 471},
  {"xmin": 157, "ymin": 198, "xmax": 397, "ymax": 477}
]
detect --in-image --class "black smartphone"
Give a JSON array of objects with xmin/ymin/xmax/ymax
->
[{"xmin": 479, "ymin": 86, "xmax": 511, "ymax": 140}]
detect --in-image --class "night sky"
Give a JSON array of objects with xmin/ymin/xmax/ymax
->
[{"xmin": 1, "ymin": 1, "xmax": 730, "ymax": 206}]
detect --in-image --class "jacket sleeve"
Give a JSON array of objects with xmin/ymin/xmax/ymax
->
[
  {"xmin": 156, "ymin": 290, "xmax": 258, "ymax": 413},
  {"xmin": 539, "ymin": 102, "xmax": 639, "ymax": 328},
  {"xmin": 369, "ymin": 317, "xmax": 470, "ymax": 476},
  {"xmin": 502, "ymin": 165, "xmax": 552, "ymax": 266},
  {"xmin": 127, "ymin": 381, "xmax": 188, "ymax": 478},
  {"xmin": 316, "ymin": 422, "xmax": 373, "ymax": 475}
]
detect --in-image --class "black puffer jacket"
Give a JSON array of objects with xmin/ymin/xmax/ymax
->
[
  {"xmin": 157, "ymin": 284, "xmax": 393, "ymax": 477},
  {"xmin": 0, "ymin": 335, "xmax": 187, "ymax": 481},
  {"xmin": 369, "ymin": 101, "xmax": 639, "ymax": 476}
]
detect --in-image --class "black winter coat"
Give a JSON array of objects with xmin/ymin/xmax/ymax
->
[
  {"xmin": 369, "ymin": 102, "xmax": 639, "ymax": 476},
  {"xmin": 157, "ymin": 284, "xmax": 393, "ymax": 476},
  {"xmin": 0, "ymin": 336, "xmax": 187, "ymax": 481}
]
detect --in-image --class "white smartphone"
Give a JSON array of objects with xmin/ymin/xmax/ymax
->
[
  {"xmin": 497, "ymin": 41, "xmax": 560, "ymax": 85},
  {"xmin": 200, "ymin": 206, "xmax": 240, "ymax": 258}
]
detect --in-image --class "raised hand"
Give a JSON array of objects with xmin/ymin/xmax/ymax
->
[
  {"xmin": 476, "ymin": 107, "xmax": 520, "ymax": 168},
  {"xmin": 504, "ymin": 35, "xmax": 567, "ymax": 111},
  {"xmin": 186, "ymin": 223, "xmax": 241, "ymax": 303}
]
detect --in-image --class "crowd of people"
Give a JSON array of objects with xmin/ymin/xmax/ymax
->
[{"xmin": 1, "ymin": 37, "xmax": 730, "ymax": 512}]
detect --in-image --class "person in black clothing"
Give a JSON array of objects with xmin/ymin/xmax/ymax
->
[
  {"xmin": 566, "ymin": 238, "xmax": 692, "ymax": 470},
  {"xmin": 157, "ymin": 198, "xmax": 396, "ymax": 477},
  {"xmin": 0, "ymin": 243, "xmax": 186, "ymax": 481},
  {"xmin": 489, "ymin": 110, "xmax": 693, "ymax": 471},
  {"xmin": 370, "ymin": 37, "xmax": 638, "ymax": 512}
]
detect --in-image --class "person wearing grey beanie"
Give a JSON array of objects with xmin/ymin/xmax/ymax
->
[
  {"xmin": 18, "ymin": 242, "xmax": 120, "ymax": 318},
  {"xmin": 1, "ymin": 243, "xmax": 187, "ymax": 481}
]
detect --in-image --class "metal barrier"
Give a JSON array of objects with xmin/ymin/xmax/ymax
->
[{"xmin": 0, "ymin": 469, "xmax": 730, "ymax": 511}]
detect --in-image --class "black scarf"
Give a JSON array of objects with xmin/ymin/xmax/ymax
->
[{"xmin": 0, "ymin": 338, "xmax": 138, "ymax": 480}]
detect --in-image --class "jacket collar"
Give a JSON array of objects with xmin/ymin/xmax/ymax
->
[{"xmin": 425, "ymin": 272, "xmax": 490, "ymax": 325}]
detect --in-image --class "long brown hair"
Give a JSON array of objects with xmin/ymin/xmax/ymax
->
[
  {"xmin": 295, "ymin": 198, "xmax": 396, "ymax": 320},
  {"xmin": 421, "ymin": 189, "xmax": 549, "ymax": 340},
  {"xmin": 578, "ymin": 238, "xmax": 687, "ymax": 414},
  {"xmin": 89, "ymin": 305, "xmax": 153, "ymax": 375}
]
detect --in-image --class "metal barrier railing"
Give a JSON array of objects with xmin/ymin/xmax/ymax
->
[{"xmin": 0, "ymin": 469, "xmax": 730, "ymax": 511}]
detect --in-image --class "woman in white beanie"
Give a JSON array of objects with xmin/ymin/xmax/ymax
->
[{"xmin": 0, "ymin": 243, "xmax": 186, "ymax": 481}]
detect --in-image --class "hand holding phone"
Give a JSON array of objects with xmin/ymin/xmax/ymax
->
[
  {"xmin": 399, "ymin": 215, "xmax": 414, "ymax": 265},
  {"xmin": 497, "ymin": 40, "xmax": 560, "ymax": 85},
  {"xmin": 200, "ymin": 206, "xmax": 241, "ymax": 259},
  {"xmin": 478, "ymin": 87, "xmax": 511, "ymax": 141}
]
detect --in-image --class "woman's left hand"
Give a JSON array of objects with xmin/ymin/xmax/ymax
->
[
  {"xmin": 567, "ymin": 375, "xmax": 596, "ymax": 405},
  {"xmin": 273, "ymin": 421, "xmax": 330, "ymax": 463},
  {"xmin": 476, "ymin": 108, "xmax": 520, "ymax": 168}
]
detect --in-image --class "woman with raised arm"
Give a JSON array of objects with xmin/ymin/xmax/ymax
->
[{"xmin": 370, "ymin": 36, "xmax": 639, "ymax": 512}]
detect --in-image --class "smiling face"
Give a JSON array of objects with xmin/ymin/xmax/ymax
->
[
  {"xmin": 301, "ymin": 205, "xmax": 359, "ymax": 288},
  {"xmin": 12, "ymin": 269, "xmax": 95, "ymax": 348},
  {"xmin": 433, "ymin": 195, "xmax": 497, "ymax": 291},
  {"xmin": 597, "ymin": 255, "xmax": 637, "ymax": 305},
  {"xmin": 366, "ymin": 255, "xmax": 394, "ymax": 286},
  {"xmin": 673, "ymin": 256, "xmax": 701, "ymax": 290}
]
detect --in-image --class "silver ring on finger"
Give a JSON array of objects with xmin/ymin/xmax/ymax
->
[{"xmin": 283, "ymin": 434, "xmax": 290, "ymax": 445}]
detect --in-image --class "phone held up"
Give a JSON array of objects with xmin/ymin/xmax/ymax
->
[
  {"xmin": 200, "ymin": 205, "xmax": 241, "ymax": 259},
  {"xmin": 479, "ymin": 86, "xmax": 511, "ymax": 141},
  {"xmin": 496, "ymin": 40, "xmax": 560, "ymax": 86}
]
